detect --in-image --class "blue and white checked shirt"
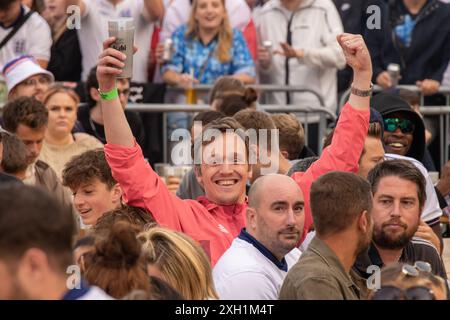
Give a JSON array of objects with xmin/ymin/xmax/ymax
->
[{"xmin": 161, "ymin": 25, "xmax": 255, "ymax": 84}]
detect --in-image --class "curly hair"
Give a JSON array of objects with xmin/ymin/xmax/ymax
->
[{"xmin": 62, "ymin": 149, "xmax": 116, "ymax": 190}]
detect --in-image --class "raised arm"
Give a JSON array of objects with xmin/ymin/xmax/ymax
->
[
  {"xmin": 97, "ymin": 38, "xmax": 135, "ymax": 147},
  {"xmin": 292, "ymin": 33, "xmax": 372, "ymax": 237},
  {"xmin": 337, "ymin": 33, "xmax": 372, "ymax": 110},
  {"xmin": 96, "ymin": 38, "xmax": 196, "ymax": 231}
]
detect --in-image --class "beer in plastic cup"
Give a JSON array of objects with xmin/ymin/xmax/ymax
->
[
  {"xmin": 185, "ymin": 68, "xmax": 197, "ymax": 104},
  {"xmin": 162, "ymin": 38, "xmax": 173, "ymax": 62},
  {"xmin": 387, "ymin": 63, "xmax": 400, "ymax": 87},
  {"xmin": 108, "ymin": 18, "xmax": 135, "ymax": 79}
]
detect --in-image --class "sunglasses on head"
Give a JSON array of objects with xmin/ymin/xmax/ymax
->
[
  {"xmin": 383, "ymin": 118, "xmax": 415, "ymax": 134},
  {"xmin": 372, "ymin": 285, "xmax": 435, "ymax": 300}
]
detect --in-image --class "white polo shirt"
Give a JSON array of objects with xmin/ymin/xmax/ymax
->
[
  {"xmin": 213, "ymin": 230, "xmax": 301, "ymax": 300},
  {"xmin": 0, "ymin": 5, "xmax": 51, "ymax": 78},
  {"xmin": 78, "ymin": 0, "xmax": 154, "ymax": 81}
]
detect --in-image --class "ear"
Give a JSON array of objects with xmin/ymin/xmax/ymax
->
[
  {"xmin": 111, "ymin": 183, "xmax": 123, "ymax": 204},
  {"xmin": 281, "ymin": 150, "xmax": 289, "ymax": 160},
  {"xmin": 194, "ymin": 165, "xmax": 204, "ymax": 187},
  {"xmin": 18, "ymin": 248, "xmax": 49, "ymax": 297},
  {"xmin": 90, "ymin": 87, "xmax": 100, "ymax": 102},
  {"xmin": 357, "ymin": 210, "xmax": 370, "ymax": 234},
  {"xmin": 246, "ymin": 207, "xmax": 257, "ymax": 231}
]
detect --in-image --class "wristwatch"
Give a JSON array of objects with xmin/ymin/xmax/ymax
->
[{"xmin": 351, "ymin": 83, "xmax": 373, "ymax": 97}]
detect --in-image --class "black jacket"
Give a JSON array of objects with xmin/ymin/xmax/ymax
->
[
  {"xmin": 365, "ymin": 0, "xmax": 450, "ymax": 84},
  {"xmin": 77, "ymin": 105, "xmax": 146, "ymax": 148},
  {"xmin": 371, "ymin": 92, "xmax": 425, "ymax": 162}
]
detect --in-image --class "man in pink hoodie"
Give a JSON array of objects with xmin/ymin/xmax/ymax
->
[{"xmin": 96, "ymin": 33, "xmax": 372, "ymax": 265}]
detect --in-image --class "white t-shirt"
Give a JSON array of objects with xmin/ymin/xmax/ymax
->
[
  {"xmin": 0, "ymin": 6, "xmax": 51, "ymax": 77},
  {"xmin": 384, "ymin": 153, "xmax": 442, "ymax": 225},
  {"xmin": 213, "ymin": 236, "xmax": 301, "ymax": 300},
  {"xmin": 78, "ymin": 0, "xmax": 154, "ymax": 81},
  {"xmin": 160, "ymin": 0, "xmax": 252, "ymax": 41}
]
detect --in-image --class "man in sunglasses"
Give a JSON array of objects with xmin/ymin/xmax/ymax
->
[
  {"xmin": 371, "ymin": 93, "xmax": 426, "ymax": 162},
  {"xmin": 371, "ymin": 93, "xmax": 425, "ymax": 162}
]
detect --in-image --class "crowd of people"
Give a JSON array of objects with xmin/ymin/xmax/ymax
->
[{"xmin": 1, "ymin": 0, "xmax": 450, "ymax": 301}]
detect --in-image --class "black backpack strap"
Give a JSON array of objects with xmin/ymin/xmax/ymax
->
[{"xmin": 0, "ymin": 10, "xmax": 34, "ymax": 50}]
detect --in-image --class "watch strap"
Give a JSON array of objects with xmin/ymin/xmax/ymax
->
[{"xmin": 351, "ymin": 83, "xmax": 373, "ymax": 97}]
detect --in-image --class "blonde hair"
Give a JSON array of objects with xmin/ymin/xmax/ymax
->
[
  {"xmin": 186, "ymin": 0, "xmax": 233, "ymax": 63},
  {"xmin": 43, "ymin": 83, "xmax": 80, "ymax": 106},
  {"xmin": 138, "ymin": 227, "xmax": 218, "ymax": 300}
]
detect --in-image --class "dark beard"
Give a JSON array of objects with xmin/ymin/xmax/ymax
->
[{"xmin": 372, "ymin": 225, "xmax": 413, "ymax": 250}]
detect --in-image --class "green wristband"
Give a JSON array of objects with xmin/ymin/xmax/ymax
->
[{"xmin": 98, "ymin": 87, "xmax": 119, "ymax": 101}]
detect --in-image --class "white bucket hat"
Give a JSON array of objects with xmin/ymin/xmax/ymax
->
[{"xmin": 2, "ymin": 55, "xmax": 54, "ymax": 94}]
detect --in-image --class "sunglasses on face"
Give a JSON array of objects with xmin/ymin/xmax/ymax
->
[
  {"xmin": 383, "ymin": 118, "xmax": 415, "ymax": 134},
  {"xmin": 372, "ymin": 285, "xmax": 435, "ymax": 300}
]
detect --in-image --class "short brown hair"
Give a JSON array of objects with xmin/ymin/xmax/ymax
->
[
  {"xmin": 323, "ymin": 122, "xmax": 382, "ymax": 159},
  {"xmin": 83, "ymin": 221, "xmax": 150, "ymax": 299},
  {"xmin": 311, "ymin": 171, "xmax": 373, "ymax": 237},
  {"xmin": 192, "ymin": 117, "xmax": 250, "ymax": 167},
  {"xmin": 0, "ymin": 184, "xmax": 75, "ymax": 272},
  {"xmin": 2, "ymin": 96, "xmax": 48, "ymax": 133},
  {"xmin": 0, "ymin": 132, "xmax": 28, "ymax": 174},
  {"xmin": 93, "ymin": 205, "xmax": 155, "ymax": 233},
  {"xmin": 271, "ymin": 113, "xmax": 305, "ymax": 160},
  {"xmin": 191, "ymin": 111, "xmax": 225, "ymax": 129},
  {"xmin": 209, "ymin": 76, "xmax": 246, "ymax": 104},
  {"xmin": 234, "ymin": 109, "xmax": 276, "ymax": 150},
  {"xmin": 62, "ymin": 149, "xmax": 116, "ymax": 190},
  {"xmin": 367, "ymin": 159, "xmax": 426, "ymax": 209}
]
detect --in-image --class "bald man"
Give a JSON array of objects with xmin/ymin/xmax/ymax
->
[{"xmin": 213, "ymin": 174, "xmax": 304, "ymax": 300}]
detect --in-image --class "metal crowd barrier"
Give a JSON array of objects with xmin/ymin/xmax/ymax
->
[
  {"xmin": 148, "ymin": 84, "xmax": 332, "ymax": 162},
  {"xmin": 167, "ymin": 84, "xmax": 328, "ymax": 109},
  {"xmin": 338, "ymin": 85, "xmax": 450, "ymax": 112},
  {"xmin": 419, "ymin": 106, "xmax": 450, "ymax": 166},
  {"xmin": 127, "ymin": 103, "xmax": 336, "ymax": 163}
]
